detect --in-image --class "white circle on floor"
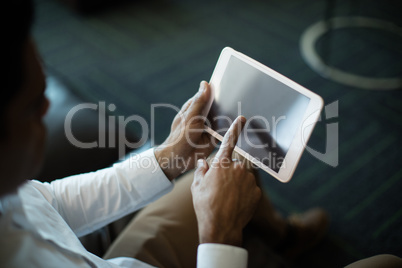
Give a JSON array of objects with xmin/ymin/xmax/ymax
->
[{"xmin": 300, "ymin": 17, "xmax": 402, "ymax": 90}]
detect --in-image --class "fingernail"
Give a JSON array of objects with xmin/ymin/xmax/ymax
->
[
  {"xmin": 239, "ymin": 116, "xmax": 246, "ymax": 123},
  {"xmin": 199, "ymin": 82, "xmax": 206, "ymax": 93},
  {"xmin": 197, "ymin": 159, "xmax": 204, "ymax": 168}
]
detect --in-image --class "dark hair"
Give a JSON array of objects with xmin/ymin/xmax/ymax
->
[{"xmin": 1, "ymin": 0, "xmax": 34, "ymax": 122}]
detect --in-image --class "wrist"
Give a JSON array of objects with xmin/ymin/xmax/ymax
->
[
  {"xmin": 154, "ymin": 145, "xmax": 181, "ymax": 181},
  {"xmin": 198, "ymin": 224, "xmax": 243, "ymax": 247}
]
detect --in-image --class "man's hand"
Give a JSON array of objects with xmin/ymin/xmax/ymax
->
[
  {"xmin": 191, "ymin": 116, "xmax": 262, "ymax": 247},
  {"xmin": 154, "ymin": 81, "xmax": 216, "ymax": 181}
]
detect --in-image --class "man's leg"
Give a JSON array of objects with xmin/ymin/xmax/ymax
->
[
  {"xmin": 103, "ymin": 170, "xmax": 199, "ymax": 268},
  {"xmin": 345, "ymin": 254, "xmax": 402, "ymax": 268},
  {"xmin": 234, "ymin": 152, "xmax": 329, "ymax": 258},
  {"xmin": 103, "ymin": 169, "xmax": 289, "ymax": 268},
  {"xmin": 104, "ymin": 158, "xmax": 328, "ymax": 267}
]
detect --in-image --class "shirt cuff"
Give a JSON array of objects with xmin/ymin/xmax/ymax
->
[
  {"xmin": 115, "ymin": 148, "xmax": 173, "ymax": 203},
  {"xmin": 197, "ymin": 243, "xmax": 248, "ymax": 268}
]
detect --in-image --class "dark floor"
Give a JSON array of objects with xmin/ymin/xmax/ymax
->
[{"xmin": 32, "ymin": 0, "xmax": 402, "ymax": 266}]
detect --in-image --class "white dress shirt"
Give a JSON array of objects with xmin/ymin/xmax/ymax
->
[{"xmin": 0, "ymin": 148, "xmax": 247, "ymax": 268}]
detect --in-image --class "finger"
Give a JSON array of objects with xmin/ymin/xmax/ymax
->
[
  {"xmin": 206, "ymin": 134, "xmax": 219, "ymax": 154},
  {"xmin": 215, "ymin": 116, "xmax": 246, "ymax": 160},
  {"xmin": 209, "ymin": 134, "xmax": 220, "ymax": 149},
  {"xmin": 179, "ymin": 81, "xmax": 206, "ymax": 114},
  {"xmin": 232, "ymin": 150, "xmax": 255, "ymax": 172},
  {"xmin": 198, "ymin": 132, "xmax": 218, "ymax": 152},
  {"xmin": 179, "ymin": 98, "xmax": 193, "ymax": 115},
  {"xmin": 194, "ymin": 159, "xmax": 209, "ymax": 182},
  {"xmin": 185, "ymin": 81, "xmax": 211, "ymax": 120}
]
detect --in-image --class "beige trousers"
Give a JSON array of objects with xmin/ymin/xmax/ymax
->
[
  {"xmin": 103, "ymin": 171, "xmax": 199, "ymax": 267},
  {"xmin": 103, "ymin": 170, "xmax": 402, "ymax": 268}
]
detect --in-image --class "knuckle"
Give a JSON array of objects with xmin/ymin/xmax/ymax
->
[
  {"xmin": 217, "ymin": 157, "xmax": 231, "ymax": 169},
  {"xmin": 174, "ymin": 114, "xmax": 186, "ymax": 125},
  {"xmin": 245, "ymin": 172, "xmax": 256, "ymax": 183},
  {"xmin": 247, "ymin": 169, "xmax": 256, "ymax": 178},
  {"xmin": 191, "ymin": 180, "xmax": 198, "ymax": 190},
  {"xmin": 257, "ymin": 190, "xmax": 262, "ymax": 202},
  {"xmin": 173, "ymin": 113, "xmax": 181, "ymax": 122},
  {"xmin": 190, "ymin": 116, "xmax": 205, "ymax": 126},
  {"xmin": 255, "ymin": 187, "xmax": 262, "ymax": 198},
  {"xmin": 232, "ymin": 161, "xmax": 244, "ymax": 171},
  {"xmin": 233, "ymin": 160, "xmax": 244, "ymax": 169}
]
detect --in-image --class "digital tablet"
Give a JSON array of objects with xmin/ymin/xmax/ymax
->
[{"xmin": 204, "ymin": 47, "xmax": 324, "ymax": 182}]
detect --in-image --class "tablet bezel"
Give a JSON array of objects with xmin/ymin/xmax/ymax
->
[{"xmin": 206, "ymin": 47, "xmax": 324, "ymax": 183}]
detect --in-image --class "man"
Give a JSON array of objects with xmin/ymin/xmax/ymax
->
[
  {"xmin": 0, "ymin": 12, "xmax": 256, "ymax": 265},
  {"xmin": 2, "ymin": 1, "xmax": 401, "ymax": 267},
  {"xmin": 0, "ymin": 1, "xmax": 292, "ymax": 266}
]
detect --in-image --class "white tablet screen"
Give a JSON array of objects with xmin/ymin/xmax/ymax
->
[{"xmin": 208, "ymin": 55, "xmax": 311, "ymax": 172}]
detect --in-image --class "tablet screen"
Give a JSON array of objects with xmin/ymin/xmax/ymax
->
[{"xmin": 208, "ymin": 55, "xmax": 311, "ymax": 172}]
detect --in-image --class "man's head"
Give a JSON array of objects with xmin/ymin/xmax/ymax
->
[
  {"xmin": 2, "ymin": 1, "xmax": 34, "ymax": 114},
  {"xmin": 0, "ymin": 0, "xmax": 49, "ymax": 197}
]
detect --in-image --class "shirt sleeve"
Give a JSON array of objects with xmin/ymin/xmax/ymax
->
[
  {"xmin": 29, "ymin": 148, "xmax": 173, "ymax": 237},
  {"xmin": 197, "ymin": 244, "xmax": 248, "ymax": 268}
]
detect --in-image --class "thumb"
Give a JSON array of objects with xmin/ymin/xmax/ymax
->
[
  {"xmin": 194, "ymin": 159, "xmax": 209, "ymax": 180},
  {"xmin": 186, "ymin": 81, "xmax": 211, "ymax": 120}
]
